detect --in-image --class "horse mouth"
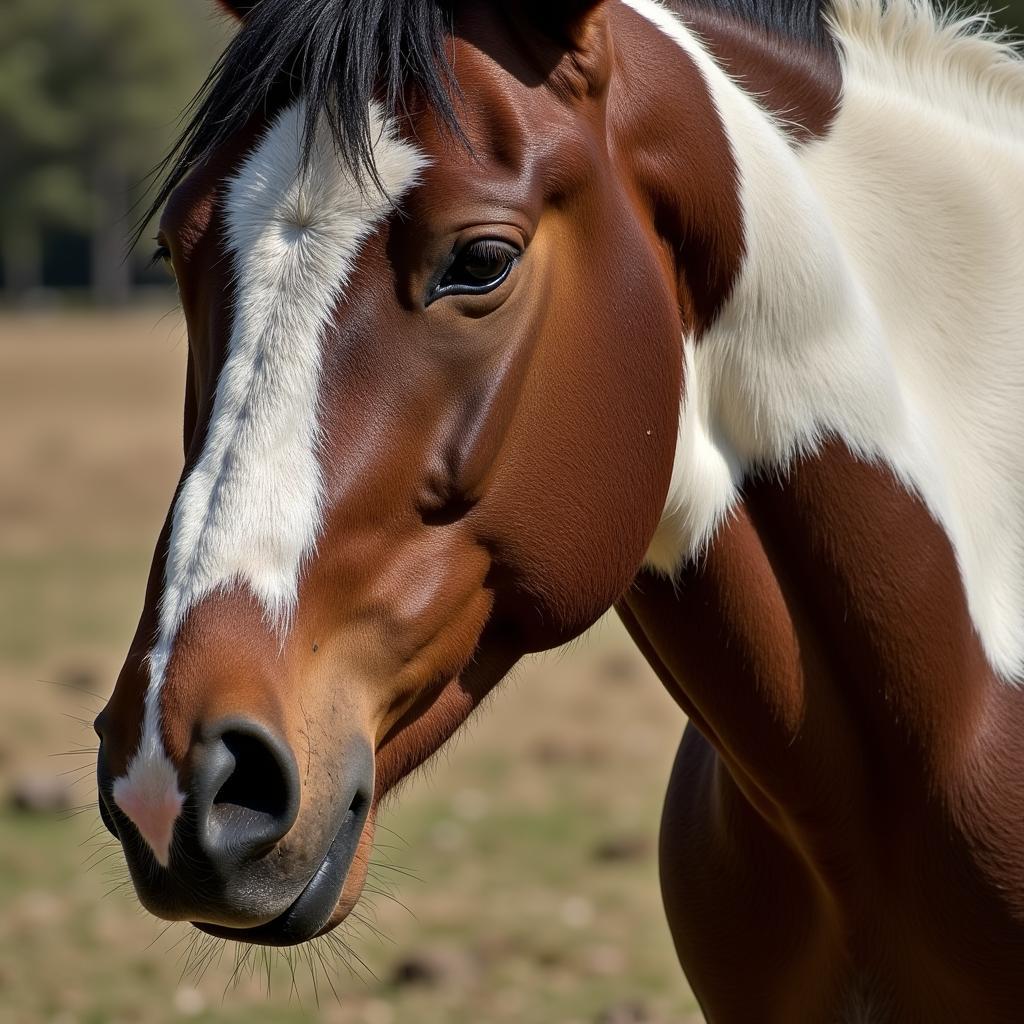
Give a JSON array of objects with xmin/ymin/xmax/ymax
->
[{"xmin": 195, "ymin": 790, "xmax": 370, "ymax": 947}]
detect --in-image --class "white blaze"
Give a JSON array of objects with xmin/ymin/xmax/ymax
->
[{"xmin": 113, "ymin": 103, "xmax": 426, "ymax": 865}]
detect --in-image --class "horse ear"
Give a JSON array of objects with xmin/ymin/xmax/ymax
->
[
  {"xmin": 532, "ymin": 0, "xmax": 607, "ymax": 47},
  {"xmin": 528, "ymin": 0, "xmax": 611, "ymax": 95},
  {"xmin": 215, "ymin": 0, "xmax": 260, "ymax": 20}
]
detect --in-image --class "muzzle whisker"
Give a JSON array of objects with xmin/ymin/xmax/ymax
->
[
  {"xmin": 143, "ymin": 920, "xmax": 179, "ymax": 953},
  {"xmin": 59, "ymin": 712, "xmax": 96, "ymax": 729},
  {"xmin": 349, "ymin": 908, "xmax": 393, "ymax": 946},
  {"xmin": 37, "ymin": 678, "xmax": 106, "ymax": 706},
  {"xmin": 195, "ymin": 935, "xmax": 227, "ymax": 987},
  {"xmin": 320, "ymin": 931, "xmax": 361, "ymax": 982},
  {"xmin": 80, "ymin": 823, "xmax": 117, "ymax": 847},
  {"xmin": 360, "ymin": 884, "xmax": 417, "ymax": 919},
  {"xmin": 181, "ymin": 932, "xmax": 219, "ymax": 985},
  {"xmin": 79, "ymin": 823, "xmax": 113, "ymax": 846},
  {"xmin": 184, "ymin": 935, "xmax": 214, "ymax": 984},
  {"xmin": 57, "ymin": 764, "xmax": 99, "ymax": 785},
  {"xmin": 177, "ymin": 929, "xmax": 208, "ymax": 982},
  {"xmin": 333, "ymin": 927, "xmax": 377, "ymax": 983},
  {"xmin": 367, "ymin": 859, "xmax": 422, "ymax": 883},
  {"xmin": 301, "ymin": 944, "xmax": 321, "ymax": 1010},
  {"xmin": 164, "ymin": 924, "xmax": 199, "ymax": 959},
  {"xmin": 100, "ymin": 878, "xmax": 134, "ymax": 901},
  {"xmin": 368, "ymin": 841, "xmax": 408, "ymax": 856},
  {"xmin": 262, "ymin": 947, "xmax": 273, "ymax": 999},
  {"xmin": 245, "ymin": 942, "xmax": 261, "ymax": 985},
  {"xmin": 83, "ymin": 846, "xmax": 123, "ymax": 871},
  {"xmin": 283, "ymin": 947, "xmax": 303, "ymax": 1007},
  {"xmin": 80, "ymin": 826, "xmax": 116, "ymax": 848},
  {"xmin": 60, "ymin": 804, "xmax": 102, "ymax": 821},
  {"xmin": 100, "ymin": 862, "xmax": 132, "ymax": 884},
  {"xmin": 315, "ymin": 942, "xmax": 341, "ymax": 1003},
  {"xmin": 311, "ymin": 938, "xmax": 346, "ymax": 1005},
  {"xmin": 176, "ymin": 931, "xmax": 198, "ymax": 978},
  {"xmin": 221, "ymin": 941, "xmax": 255, "ymax": 1001},
  {"xmin": 371, "ymin": 821, "xmax": 411, "ymax": 848}
]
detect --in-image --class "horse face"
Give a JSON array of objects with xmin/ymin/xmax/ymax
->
[{"xmin": 95, "ymin": 4, "xmax": 681, "ymax": 946}]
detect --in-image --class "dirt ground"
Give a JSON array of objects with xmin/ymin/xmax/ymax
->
[{"xmin": 0, "ymin": 309, "xmax": 701, "ymax": 1024}]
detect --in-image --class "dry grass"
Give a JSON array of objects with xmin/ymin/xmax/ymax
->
[{"xmin": 0, "ymin": 308, "xmax": 700, "ymax": 1024}]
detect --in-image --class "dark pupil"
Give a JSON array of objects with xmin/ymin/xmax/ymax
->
[{"xmin": 459, "ymin": 245, "xmax": 509, "ymax": 283}]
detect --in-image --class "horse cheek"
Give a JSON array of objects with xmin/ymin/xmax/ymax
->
[{"xmin": 480, "ymin": 270, "xmax": 681, "ymax": 651}]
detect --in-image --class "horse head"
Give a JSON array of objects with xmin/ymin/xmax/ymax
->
[{"xmin": 95, "ymin": 0, "xmax": 739, "ymax": 946}]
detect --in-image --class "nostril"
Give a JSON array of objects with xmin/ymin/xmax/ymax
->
[
  {"xmin": 194, "ymin": 720, "xmax": 300, "ymax": 868},
  {"xmin": 215, "ymin": 730, "xmax": 292, "ymax": 821}
]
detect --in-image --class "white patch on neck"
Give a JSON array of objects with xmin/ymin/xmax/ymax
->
[
  {"xmin": 113, "ymin": 102, "xmax": 426, "ymax": 862},
  {"xmin": 628, "ymin": 0, "xmax": 1024, "ymax": 681}
]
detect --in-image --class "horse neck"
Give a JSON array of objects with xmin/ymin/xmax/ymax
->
[{"xmin": 611, "ymin": 1, "xmax": 1024, "ymax": 790}]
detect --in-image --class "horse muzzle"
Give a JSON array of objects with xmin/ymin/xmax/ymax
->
[{"xmin": 95, "ymin": 717, "xmax": 374, "ymax": 946}]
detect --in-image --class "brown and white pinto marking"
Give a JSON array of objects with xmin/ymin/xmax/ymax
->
[{"xmin": 94, "ymin": 1, "xmax": 1024, "ymax": 1019}]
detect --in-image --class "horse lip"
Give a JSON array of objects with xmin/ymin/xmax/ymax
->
[{"xmin": 194, "ymin": 787, "xmax": 370, "ymax": 947}]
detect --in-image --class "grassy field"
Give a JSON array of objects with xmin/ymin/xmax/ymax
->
[{"xmin": 0, "ymin": 309, "xmax": 701, "ymax": 1024}]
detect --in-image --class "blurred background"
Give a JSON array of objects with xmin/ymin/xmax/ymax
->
[{"xmin": 1, "ymin": 2, "xmax": 1020, "ymax": 1023}]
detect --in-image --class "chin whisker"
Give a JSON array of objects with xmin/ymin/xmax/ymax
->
[
  {"xmin": 284, "ymin": 947, "xmax": 303, "ymax": 1007},
  {"xmin": 311, "ymin": 939, "xmax": 343, "ymax": 1004},
  {"xmin": 221, "ymin": 941, "xmax": 256, "ymax": 1001},
  {"xmin": 302, "ymin": 944, "xmax": 321, "ymax": 1009}
]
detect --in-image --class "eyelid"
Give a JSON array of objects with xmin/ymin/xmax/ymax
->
[{"xmin": 149, "ymin": 242, "xmax": 171, "ymax": 268}]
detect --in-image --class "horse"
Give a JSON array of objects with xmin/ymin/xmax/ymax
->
[{"xmin": 93, "ymin": 0, "xmax": 1024, "ymax": 1018}]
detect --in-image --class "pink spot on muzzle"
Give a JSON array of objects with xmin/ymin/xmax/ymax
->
[{"xmin": 112, "ymin": 757, "xmax": 185, "ymax": 868}]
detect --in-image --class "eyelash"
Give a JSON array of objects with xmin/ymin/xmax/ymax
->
[
  {"xmin": 149, "ymin": 241, "xmax": 171, "ymax": 268},
  {"xmin": 460, "ymin": 239, "xmax": 515, "ymax": 265}
]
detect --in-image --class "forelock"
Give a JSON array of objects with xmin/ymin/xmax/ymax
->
[{"xmin": 140, "ymin": 0, "xmax": 461, "ymax": 239}]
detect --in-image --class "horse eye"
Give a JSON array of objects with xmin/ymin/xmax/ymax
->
[
  {"xmin": 150, "ymin": 243, "xmax": 174, "ymax": 278},
  {"xmin": 431, "ymin": 239, "xmax": 520, "ymax": 302}
]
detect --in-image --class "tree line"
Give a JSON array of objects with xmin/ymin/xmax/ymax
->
[
  {"xmin": 0, "ymin": 0, "xmax": 223, "ymax": 303},
  {"xmin": 1, "ymin": 0, "xmax": 1021, "ymax": 304}
]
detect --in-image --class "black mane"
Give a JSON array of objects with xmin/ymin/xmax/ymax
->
[
  {"xmin": 677, "ymin": 0, "xmax": 833, "ymax": 49},
  {"xmin": 141, "ymin": 0, "xmax": 458, "ymax": 235}
]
